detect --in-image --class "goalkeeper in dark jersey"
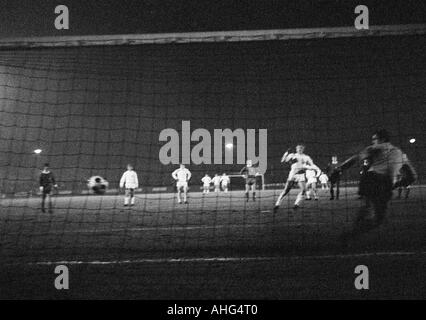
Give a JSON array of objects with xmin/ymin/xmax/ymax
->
[
  {"xmin": 336, "ymin": 129, "xmax": 416, "ymax": 241},
  {"xmin": 39, "ymin": 163, "xmax": 58, "ymax": 213},
  {"xmin": 240, "ymin": 159, "xmax": 260, "ymax": 202}
]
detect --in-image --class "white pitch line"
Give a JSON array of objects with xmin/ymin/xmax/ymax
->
[
  {"xmin": 27, "ymin": 221, "xmax": 324, "ymax": 235},
  {"xmin": 28, "ymin": 251, "xmax": 426, "ymax": 266}
]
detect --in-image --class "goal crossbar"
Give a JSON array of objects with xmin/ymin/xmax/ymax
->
[{"xmin": 0, "ymin": 24, "xmax": 425, "ymax": 49}]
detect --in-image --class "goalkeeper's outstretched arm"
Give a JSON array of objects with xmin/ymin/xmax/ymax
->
[{"xmin": 337, "ymin": 154, "xmax": 360, "ymax": 171}]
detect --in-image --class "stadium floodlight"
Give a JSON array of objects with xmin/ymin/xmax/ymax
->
[
  {"xmin": 33, "ymin": 149, "xmax": 42, "ymax": 154},
  {"xmin": 225, "ymin": 143, "xmax": 233, "ymax": 149},
  {"xmin": 409, "ymin": 138, "xmax": 416, "ymax": 144}
]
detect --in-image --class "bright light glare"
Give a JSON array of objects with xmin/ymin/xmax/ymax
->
[
  {"xmin": 34, "ymin": 149, "xmax": 42, "ymax": 154},
  {"xmin": 409, "ymin": 138, "xmax": 416, "ymax": 144},
  {"xmin": 225, "ymin": 143, "xmax": 233, "ymax": 149}
]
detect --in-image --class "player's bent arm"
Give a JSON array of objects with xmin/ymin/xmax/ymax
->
[
  {"xmin": 119, "ymin": 173, "xmax": 126, "ymax": 188},
  {"xmin": 282, "ymin": 151, "xmax": 294, "ymax": 163}
]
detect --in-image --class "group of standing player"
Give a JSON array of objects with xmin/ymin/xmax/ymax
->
[{"xmin": 201, "ymin": 173, "xmax": 230, "ymax": 194}]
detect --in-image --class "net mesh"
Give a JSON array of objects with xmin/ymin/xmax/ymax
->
[{"xmin": 0, "ymin": 30, "xmax": 425, "ymax": 298}]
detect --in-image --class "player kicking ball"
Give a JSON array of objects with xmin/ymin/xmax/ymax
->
[
  {"xmin": 39, "ymin": 163, "xmax": 58, "ymax": 213},
  {"xmin": 273, "ymin": 145, "xmax": 320, "ymax": 212},
  {"xmin": 119, "ymin": 164, "xmax": 139, "ymax": 207},
  {"xmin": 240, "ymin": 160, "xmax": 260, "ymax": 202},
  {"xmin": 172, "ymin": 164, "xmax": 192, "ymax": 204}
]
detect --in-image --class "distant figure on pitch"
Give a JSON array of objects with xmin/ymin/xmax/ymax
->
[
  {"xmin": 39, "ymin": 163, "xmax": 58, "ymax": 213},
  {"xmin": 240, "ymin": 160, "xmax": 260, "ymax": 202},
  {"xmin": 305, "ymin": 168, "xmax": 320, "ymax": 200},
  {"xmin": 212, "ymin": 174, "xmax": 222, "ymax": 193},
  {"xmin": 221, "ymin": 173, "xmax": 230, "ymax": 192},
  {"xmin": 273, "ymin": 145, "xmax": 320, "ymax": 212},
  {"xmin": 201, "ymin": 174, "xmax": 212, "ymax": 194},
  {"xmin": 394, "ymin": 153, "xmax": 417, "ymax": 200},
  {"xmin": 172, "ymin": 164, "xmax": 192, "ymax": 204},
  {"xmin": 336, "ymin": 129, "xmax": 417, "ymax": 239},
  {"xmin": 318, "ymin": 172, "xmax": 329, "ymax": 190},
  {"xmin": 119, "ymin": 164, "xmax": 139, "ymax": 206},
  {"xmin": 326, "ymin": 155, "xmax": 341, "ymax": 200}
]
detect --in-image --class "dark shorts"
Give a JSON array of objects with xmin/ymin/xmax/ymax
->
[
  {"xmin": 92, "ymin": 184, "xmax": 107, "ymax": 194},
  {"xmin": 42, "ymin": 186, "xmax": 52, "ymax": 195},
  {"xmin": 329, "ymin": 171, "xmax": 341, "ymax": 184},
  {"xmin": 245, "ymin": 177, "xmax": 256, "ymax": 186},
  {"xmin": 393, "ymin": 178, "xmax": 413, "ymax": 189},
  {"xmin": 358, "ymin": 171, "xmax": 393, "ymax": 202}
]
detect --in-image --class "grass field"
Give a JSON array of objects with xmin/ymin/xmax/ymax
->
[{"xmin": 0, "ymin": 186, "xmax": 425, "ymax": 299}]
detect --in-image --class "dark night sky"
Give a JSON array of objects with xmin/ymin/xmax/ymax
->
[
  {"xmin": 0, "ymin": 0, "xmax": 425, "ymax": 38},
  {"xmin": 0, "ymin": 35, "xmax": 425, "ymax": 192}
]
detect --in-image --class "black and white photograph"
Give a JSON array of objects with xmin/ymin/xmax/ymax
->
[{"xmin": 0, "ymin": 0, "xmax": 425, "ymax": 306}]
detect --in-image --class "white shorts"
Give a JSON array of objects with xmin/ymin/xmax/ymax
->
[
  {"xmin": 221, "ymin": 182, "xmax": 228, "ymax": 187},
  {"xmin": 307, "ymin": 178, "xmax": 317, "ymax": 185},
  {"xmin": 177, "ymin": 181, "xmax": 188, "ymax": 189},
  {"xmin": 293, "ymin": 173, "xmax": 306, "ymax": 183}
]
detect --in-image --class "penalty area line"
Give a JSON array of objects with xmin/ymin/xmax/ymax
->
[{"xmin": 28, "ymin": 251, "xmax": 426, "ymax": 266}]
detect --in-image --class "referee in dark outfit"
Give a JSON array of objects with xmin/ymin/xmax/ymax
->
[
  {"xmin": 39, "ymin": 163, "xmax": 58, "ymax": 213},
  {"xmin": 335, "ymin": 129, "xmax": 416, "ymax": 238}
]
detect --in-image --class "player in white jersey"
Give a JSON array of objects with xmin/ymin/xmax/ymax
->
[
  {"xmin": 220, "ymin": 173, "xmax": 230, "ymax": 192},
  {"xmin": 172, "ymin": 164, "xmax": 192, "ymax": 204},
  {"xmin": 305, "ymin": 168, "xmax": 320, "ymax": 200},
  {"xmin": 211, "ymin": 174, "xmax": 222, "ymax": 193},
  {"xmin": 337, "ymin": 129, "xmax": 417, "ymax": 241},
  {"xmin": 201, "ymin": 174, "xmax": 212, "ymax": 194},
  {"xmin": 273, "ymin": 144, "xmax": 320, "ymax": 212},
  {"xmin": 119, "ymin": 164, "xmax": 139, "ymax": 206},
  {"xmin": 318, "ymin": 172, "xmax": 329, "ymax": 190}
]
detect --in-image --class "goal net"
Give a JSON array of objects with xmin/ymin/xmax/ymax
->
[{"xmin": 0, "ymin": 25, "xmax": 425, "ymax": 269}]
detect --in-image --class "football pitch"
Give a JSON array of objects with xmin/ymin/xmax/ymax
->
[{"xmin": 0, "ymin": 187, "xmax": 425, "ymax": 299}]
